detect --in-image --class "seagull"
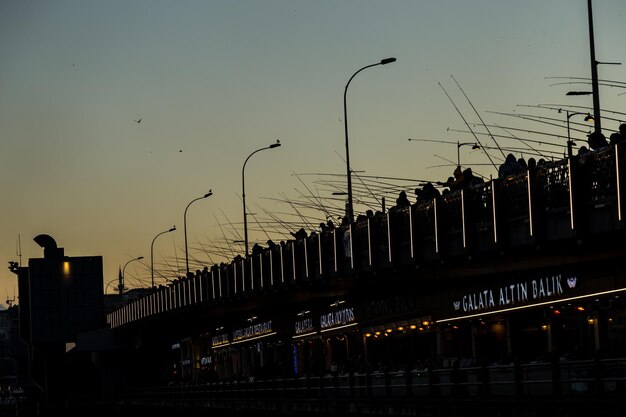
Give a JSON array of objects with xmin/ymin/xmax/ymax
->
[{"xmin": 135, "ymin": 118, "xmax": 142, "ymax": 124}]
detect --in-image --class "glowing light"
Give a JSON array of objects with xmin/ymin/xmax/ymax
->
[
  {"xmin": 397, "ymin": 326, "xmax": 404, "ymax": 331},
  {"xmin": 385, "ymin": 328, "xmax": 393, "ymax": 333},
  {"xmin": 541, "ymin": 325, "xmax": 549, "ymax": 331},
  {"xmin": 409, "ymin": 325, "xmax": 417, "ymax": 330},
  {"xmin": 577, "ymin": 306, "xmax": 585, "ymax": 312},
  {"xmin": 365, "ymin": 333, "xmax": 372, "ymax": 338},
  {"xmin": 374, "ymin": 331, "xmax": 381, "ymax": 336},
  {"xmin": 422, "ymin": 320, "xmax": 430, "ymax": 326},
  {"xmin": 63, "ymin": 261, "xmax": 70, "ymax": 275}
]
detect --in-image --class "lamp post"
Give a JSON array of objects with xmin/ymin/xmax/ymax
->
[
  {"xmin": 242, "ymin": 140, "xmax": 281, "ymax": 256},
  {"xmin": 184, "ymin": 190, "xmax": 212, "ymax": 275},
  {"xmin": 457, "ymin": 142, "xmax": 480, "ymax": 168},
  {"xmin": 560, "ymin": 109, "xmax": 593, "ymax": 157},
  {"xmin": 586, "ymin": 0, "xmax": 621, "ymax": 134},
  {"xmin": 120, "ymin": 256, "xmax": 144, "ymax": 295},
  {"xmin": 151, "ymin": 226, "xmax": 176, "ymax": 289},
  {"xmin": 344, "ymin": 57, "xmax": 396, "ymax": 223}
]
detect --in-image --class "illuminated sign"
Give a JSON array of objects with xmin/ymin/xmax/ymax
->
[
  {"xmin": 211, "ymin": 333, "xmax": 229, "ymax": 347},
  {"xmin": 295, "ymin": 318, "xmax": 314, "ymax": 335},
  {"xmin": 200, "ymin": 356, "xmax": 212, "ymax": 366},
  {"xmin": 232, "ymin": 320, "xmax": 273, "ymax": 342},
  {"xmin": 454, "ymin": 274, "xmax": 575, "ymax": 314},
  {"xmin": 320, "ymin": 307, "xmax": 355, "ymax": 329}
]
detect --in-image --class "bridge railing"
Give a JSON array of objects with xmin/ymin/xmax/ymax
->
[
  {"xmin": 127, "ymin": 357, "xmax": 626, "ymax": 403},
  {"xmin": 109, "ymin": 146, "xmax": 626, "ymax": 328}
]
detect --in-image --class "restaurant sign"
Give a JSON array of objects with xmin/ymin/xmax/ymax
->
[
  {"xmin": 295, "ymin": 317, "xmax": 315, "ymax": 335},
  {"xmin": 320, "ymin": 307, "xmax": 356, "ymax": 330},
  {"xmin": 211, "ymin": 333, "xmax": 230, "ymax": 348},
  {"xmin": 232, "ymin": 320, "xmax": 273, "ymax": 342},
  {"xmin": 453, "ymin": 274, "xmax": 577, "ymax": 314}
]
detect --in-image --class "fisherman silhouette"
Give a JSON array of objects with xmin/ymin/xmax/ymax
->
[{"xmin": 587, "ymin": 131, "xmax": 608, "ymax": 150}]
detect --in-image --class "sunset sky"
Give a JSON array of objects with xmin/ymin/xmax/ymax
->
[{"xmin": 1, "ymin": 1, "xmax": 624, "ymax": 304}]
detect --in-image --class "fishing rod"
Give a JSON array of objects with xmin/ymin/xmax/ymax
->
[
  {"xmin": 250, "ymin": 202, "xmax": 295, "ymax": 238},
  {"xmin": 516, "ymin": 104, "xmax": 626, "ymax": 127},
  {"xmin": 333, "ymin": 151, "xmax": 382, "ymax": 211},
  {"xmin": 214, "ymin": 214, "xmax": 238, "ymax": 259},
  {"xmin": 434, "ymin": 153, "xmax": 494, "ymax": 178},
  {"xmin": 292, "ymin": 172, "xmax": 334, "ymax": 220},
  {"xmin": 293, "ymin": 186, "xmax": 335, "ymax": 219},
  {"xmin": 526, "ymin": 104, "xmax": 626, "ymax": 118},
  {"xmin": 258, "ymin": 206, "xmax": 304, "ymax": 239},
  {"xmin": 467, "ymin": 123, "xmax": 571, "ymax": 141},
  {"xmin": 488, "ymin": 110, "xmax": 590, "ymax": 128},
  {"xmin": 219, "ymin": 207, "xmax": 245, "ymax": 244},
  {"xmin": 494, "ymin": 124, "xmax": 552, "ymax": 159},
  {"xmin": 502, "ymin": 108, "xmax": 609, "ymax": 131},
  {"xmin": 193, "ymin": 238, "xmax": 216, "ymax": 265},
  {"xmin": 296, "ymin": 171, "xmax": 431, "ymax": 184},
  {"xmin": 313, "ymin": 177, "xmax": 429, "ymax": 201},
  {"xmin": 485, "ymin": 131, "xmax": 557, "ymax": 159},
  {"xmin": 261, "ymin": 194, "xmax": 335, "ymax": 215},
  {"xmin": 451, "ymin": 74, "xmax": 506, "ymax": 159},
  {"xmin": 439, "ymin": 81, "xmax": 498, "ymax": 171},
  {"xmin": 280, "ymin": 192, "xmax": 316, "ymax": 231},
  {"xmin": 545, "ymin": 76, "xmax": 626, "ymax": 87},
  {"xmin": 202, "ymin": 228, "xmax": 231, "ymax": 260},
  {"xmin": 485, "ymin": 111, "xmax": 591, "ymax": 135},
  {"xmin": 548, "ymin": 81, "xmax": 626, "ymax": 90},
  {"xmin": 248, "ymin": 209, "xmax": 273, "ymax": 246},
  {"xmin": 447, "ymin": 128, "xmax": 567, "ymax": 149}
]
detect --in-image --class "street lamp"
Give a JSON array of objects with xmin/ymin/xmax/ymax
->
[
  {"xmin": 184, "ymin": 190, "xmax": 212, "ymax": 275},
  {"xmin": 559, "ymin": 109, "xmax": 593, "ymax": 157},
  {"xmin": 242, "ymin": 140, "xmax": 281, "ymax": 256},
  {"xmin": 344, "ymin": 57, "xmax": 396, "ymax": 223},
  {"xmin": 457, "ymin": 142, "xmax": 480, "ymax": 168},
  {"xmin": 120, "ymin": 256, "xmax": 144, "ymax": 295},
  {"xmin": 151, "ymin": 226, "xmax": 176, "ymax": 289}
]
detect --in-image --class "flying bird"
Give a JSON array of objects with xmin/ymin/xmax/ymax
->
[{"xmin": 135, "ymin": 118, "xmax": 142, "ymax": 124}]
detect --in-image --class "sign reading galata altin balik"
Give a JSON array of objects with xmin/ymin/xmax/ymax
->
[{"xmin": 453, "ymin": 274, "xmax": 578, "ymax": 314}]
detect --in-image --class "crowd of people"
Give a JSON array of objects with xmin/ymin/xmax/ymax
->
[{"xmin": 244, "ymin": 124, "xmax": 626, "ymax": 254}]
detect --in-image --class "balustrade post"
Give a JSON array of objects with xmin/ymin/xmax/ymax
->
[
  {"xmin": 428, "ymin": 366, "xmax": 439, "ymax": 398},
  {"xmin": 405, "ymin": 366, "xmax": 412, "ymax": 397},
  {"xmin": 479, "ymin": 361, "xmax": 490, "ymax": 397},
  {"xmin": 514, "ymin": 360, "xmax": 524, "ymax": 397},
  {"xmin": 551, "ymin": 354, "xmax": 561, "ymax": 397},
  {"xmin": 594, "ymin": 353, "xmax": 604, "ymax": 397},
  {"xmin": 384, "ymin": 368, "xmax": 391, "ymax": 397},
  {"xmin": 349, "ymin": 371, "xmax": 355, "ymax": 398}
]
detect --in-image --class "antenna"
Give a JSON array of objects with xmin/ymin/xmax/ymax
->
[{"xmin": 16, "ymin": 235, "xmax": 22, "ymax": 267}]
